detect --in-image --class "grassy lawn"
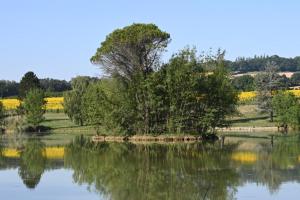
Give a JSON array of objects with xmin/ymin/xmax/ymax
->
[
  {"xmin": 229, "ymin": 104, "xmax": 277, "ymax": 127},
  {"xmin": 42, "ymin": 112, "xmax": 95, "ymax": 134},
  {"xmin": 37, "ymin": 112, "xmax": 95, "ymax": 145}
]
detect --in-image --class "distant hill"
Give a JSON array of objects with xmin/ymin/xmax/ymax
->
[{"xmin": 227, "ymin": 55, "xmax": 300, "ymax": 73}]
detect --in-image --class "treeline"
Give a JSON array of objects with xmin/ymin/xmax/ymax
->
[
  {"xmin": 0, "ymin": 78, "xmax": 72, "ymax": 98},
  {"xmin": 64, "ymin": 24, "xmax": 238, "ymax": 136},
  {"xmin": 232, "ymin": 72, "xmax": 300, "ymax": 91},
  {"xmin": 228, "ymin": 55, "xmax": 300, "ymax": 73}
]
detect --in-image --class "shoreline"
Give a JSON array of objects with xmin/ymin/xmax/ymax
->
[
  {"xmin": 92, "ymin": 135, "xmax": 202, "ymax": 143},
  {"xmin": 217, "ymin": 126, "xmax": 278, "ymax": 132}
]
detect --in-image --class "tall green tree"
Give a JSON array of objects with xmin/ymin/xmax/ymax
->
[
  {"xmin": 255, "ymin": 61, "xmax": 281, "ymax": 122},
  {"xmin": 91, "ymin": 23, "xmax": 171, "ymax": 134},
  {"xmin": 82, "ymin": 81, "xmax": 117, "ymax": 134},
  {"xmin": 22, "ymin": 89, "xmax": 46, "ymax": 130},
  {"xmin": 90, "ymin": 23, "xmax": 170, "ymax": 81},
  {"xmin": 201, "ymin": 53, "xmax": 238, "ymax": 133},
  {"xmin": 19, "ymin": 71, "xmax": 41, "ymax": 100}
]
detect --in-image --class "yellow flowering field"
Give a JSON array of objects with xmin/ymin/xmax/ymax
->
[
  {"xmin": 0, "ymin": 99, "xmax": 21, "ymax": 110},
  {"xmin": 45, "ymin": 97, "xmax": 64, "ymax": 110},
  {"xmin": 0, "ymin": 97, "xmax": 64, "ymax": 110},
  {"xmin": 289, "ymin": 90, "xmax": 300, "ymax": 97},
  {"xmin": 238, "ymin": 92, "xmax": 256, "ymax": 102},
  {"xmin": 238, "ymin": 90, "xmax": 300, "ymax": 102}
]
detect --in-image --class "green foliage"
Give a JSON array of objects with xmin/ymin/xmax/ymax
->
[
  {"xmin": 228, "ymin": 55, "xmax": 300, "ymax": 72},
  {"xmin": 232, "ymin": 75, "xmax": 255, "ymax": 91},
  {"xmin": 22, "ymin": 89, "xmax": 46, "ymax": 129},
  {"xmin": 90, "ymin": 23, "xmax": 170, "ymax": 81},
  {"xmin": 63, "ymin": 91, "xmax": 85, "ymax": 126},
  {"xmin": 63, "ymin": 76, "xmax": 96, "ymax": 126},
  {"xmin": 84, "ymin": 25, "xmax": 238, "ymax": 135},
  {"xmin": 87, "ymin": 47, "xmax": 238, "ymax": 135},
  {"xmin": 272, "ymin": 91, "xmax": 300, "ymax": 130},
  {"xmin": 0, "ymin": 80, "xmax": 19, "ymax": 98},
  {"xmin": 82, "ymin": 81, "xmax": 113, "ymax": 134},
  {"xmin": 19, "ymin": 71, "xmax": 41, "ymax": 100},
  {"xmin": 201, "ymin": 55, "xmax": 238, "ymax": 132},
  {"xmin": 40, "ymin": 78, "xmax": 71, "ymax": 95},
  {"xmin": 90, "ymin": 23, "xmax": 171, "ymax": 135}
]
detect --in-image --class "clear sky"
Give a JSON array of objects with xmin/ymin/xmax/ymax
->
[{"xmin": 1, "ymin": 0, "xmax": 300, "ymax": 81}]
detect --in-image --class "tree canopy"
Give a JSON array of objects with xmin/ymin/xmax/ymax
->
[
  {"xmin": 228, "ymin": 55, "xmax": 300, "ymax": 72},
  {"xmin": 19, "ymin": 72, "xmax": 41, "ymax": 100},
  {"xmin": 83, "ymin": 43, "xmax": 238, "ymax": 135},
  {"xmin": 90, "ymin": 23, "xmax": 171, "ymax": 81},
  {"xmin": 22, "ymin": 88, "xmax": 46, "ymax": 130},
  {"xmin": 272, "ymin": 91, "xmax": 300, "ymax": 132}
]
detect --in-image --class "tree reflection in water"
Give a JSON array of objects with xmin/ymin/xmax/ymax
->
[
  {"xmin": 18, "ymin": 140, "xmax": 46, "ymax": 189},
  {"xmin": 65, "ymin": 141, "xmax": 240, "ymax": 200},
  {"xmin": 2, "ymin": 137, "xmax": 300, "ymax": 199}
]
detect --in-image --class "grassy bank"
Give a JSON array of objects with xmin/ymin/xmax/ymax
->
[
  {"xmin": 1, "ymin": 104, "xmax": 294, "ymax": 146},
  {"xmin": 230, "ymin": 104, "xmax": 277, "ymax": 127}
]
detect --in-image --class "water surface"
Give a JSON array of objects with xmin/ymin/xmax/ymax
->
[{"xmin": 1, "ymin": 137, "xmax": 300, "ymax": 199}]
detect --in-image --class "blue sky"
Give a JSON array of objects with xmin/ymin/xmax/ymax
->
[{"xmin": 1, "ymin": 0, "xmax": 300, "ymax": 81}]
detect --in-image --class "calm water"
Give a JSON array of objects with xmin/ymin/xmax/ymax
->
[{"xmin": 1, "ymin": 137, "xmax": 300, "ymax": 200}]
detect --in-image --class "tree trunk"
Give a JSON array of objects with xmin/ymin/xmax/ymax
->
[{"xmin": 270, "ymin": 111, "xmax": 274, "ymax": 122}]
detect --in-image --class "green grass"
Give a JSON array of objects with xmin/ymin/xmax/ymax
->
[
  {"xmin": 229, "ymin": 104, "xmax": 277, "ymax": 127},
  {"xmin": 35, "ymin": 112, "xmax": 95, "ymax": 145},
  {"xmin": 41, "ymin": 112, "xmax": 95, "ymax": 134}
]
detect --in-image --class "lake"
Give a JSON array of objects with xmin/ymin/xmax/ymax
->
[{"xmin": 1, "ymin": 136, "xmax": 300, "ymax": 200}]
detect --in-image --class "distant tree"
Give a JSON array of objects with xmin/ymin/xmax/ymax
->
[
  {"xmin": 278, "ymin": 75, "xmax": 290, "ymax": 89},
  {"xmin": 290, "ymin": 72, "xmax": 300, "ymax": 86},
  {"xmin": 0, "ymin": 80, "xmax": 19, "ymax": 98},
  {"xmin": 19, "ymin": 72, "xmax": 41, "ymax": 100},
  {"xmin": 272, "ymin": 92, "xmax": 300, "ymax": 133},
  {"xmin": 39, "ymin": 78, "xmax": 71, "ymax": 95},
  {"xmin": 231, "ymin": 75, "xmax": 255, "ymax": 91},
  {"xmin": 228, "ymin": 55, "xmax": 300, "ymax": 72},
  {"xmin": 22, "ymin": 89, "xmax": 46, "ymax": 130},
  {"xmin": 255, "ymin": 61, "xmax": 281, "ymax": 122}
]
